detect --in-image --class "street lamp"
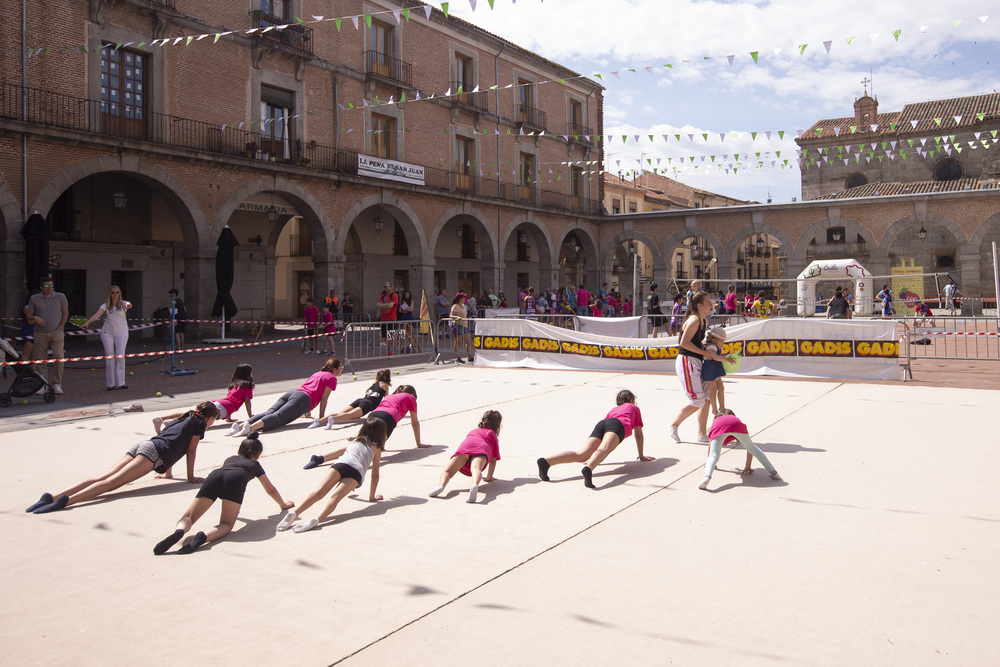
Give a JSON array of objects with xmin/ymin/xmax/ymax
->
[
  {"xmin": 112, "ymin": 189, "xmax": 127, "ymax": 209},
  {"xmin": 265, "ymin": 205, "xmax": 278, "ymax": 225},
  {"xmin": 917, "ymin": 225, "xmax": 927, "ymax": 241},
  {"xmin": 756, "ymin": 236, "xmax": 765, "ymax": 252},
  {"xmin": 373, "ymin": 206, "xmax": 385, "ymax": 235},
  {"xmin": 518, "ymin": 229, "xmax": 528, "ymax": 244},
  {"xmin": 456, "ymin": 224, "xmax": 464, "ymax": 240},
  {"xmin": 630, "ymin": 241, "xmax": 638, "ymax": 311}
]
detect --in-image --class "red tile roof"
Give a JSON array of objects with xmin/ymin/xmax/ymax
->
[{"xmin": 814, "ymin": 178, "xmax": 1000, "ymax": 199}]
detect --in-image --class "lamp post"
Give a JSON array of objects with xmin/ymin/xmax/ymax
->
[
  {"xmin": 112, "ymin": 189, "xmax": 127, "ymax": 209},
  {"xmin": 373, "ymin": 207, "xmax": 384, "ymax": 235},
  {"xmin": 629, "ymin": 241, "xmax": 638, "ymax": 312},
  {"xmin": 917, "ymin": 225, "xmax": 927, "ymax": 242}
]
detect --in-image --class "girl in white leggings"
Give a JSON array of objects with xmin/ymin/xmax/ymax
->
[{"xmin": 699, "ymin": 409, "xmax": 782, "ymax": 491}]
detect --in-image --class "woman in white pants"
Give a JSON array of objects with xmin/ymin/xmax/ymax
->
[{"xmin": 83, "ymin": 285, "xmax": 132, "ymax": 391}]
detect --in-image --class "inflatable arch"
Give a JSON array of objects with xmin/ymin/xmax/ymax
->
[{"xmin": 796, "ymin": 258, "xmax": 874, "ymax": 316}]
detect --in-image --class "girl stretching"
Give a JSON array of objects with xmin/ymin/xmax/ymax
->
[
  {"xmin": 303, "ymin": 385, "xmax": 426, "ymax": 469},
  {"xmin": 153, "ymin": 364, "xmax": 254, "ymax": 433},
  {"xmin": 429, "ymin": 410, "xmax": 502, "ymax": 504},
  {"xmin": 227, "ymin": 359, "xmax": 341, "ymax": 437},
  {"xmin": 311, "ymin": 368, "xmax": 391, "ymax": 427},
  {"xmin": 537, "ymin": 390, "xmax": 653, "ymax": 488},
  {"xmin": 27, "ymin": 402, "xmax": 219, "ymax": 514},
  {"xmin": 277, "ymin": 417, "xmax": 387, "ymax": 533},
  {"xmin": 153, "ymin": 433, "xmax": 294, "ymax": 554},
  {"xmin": 699, "ymin": 409, "xmax": 781, "ymax": 491}
]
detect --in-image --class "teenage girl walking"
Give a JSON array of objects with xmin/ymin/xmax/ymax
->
[
  {"xmin": 277, "ymin": 417, "xmax": 387, "ymax": 533},
  {"xmin": 227, "ymin": 359, "xmax": 341, "ymax": 437},
  {"xmin": 537, "ymin": 390, "xmax": 652, "ymax": 488},
  {"xmin": 153, "ymin": 364, "xmax": 254, "ymax": 433},
  {"xmin": 153, "ymin": 433, "xmax": 294, "ymax": 554},
  {"xmin": 670, "ymin": 291, "xmax": 722, "ymax": 444},
  {"xmin": 429, "ymin": 410, "xmax": 502, "ymax": 503},
  {"xmin": 699, "ymin": 409, "xmax": 782, "ymax": 490},
  {"xmin": 303, "ymin": 385, "xmax": 426, "ymax": 469},
  {"xmin": 27, "ymin": 402, "xmax": 219, "ymax": 514}
]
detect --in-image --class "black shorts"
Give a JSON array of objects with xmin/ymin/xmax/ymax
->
[
  {"xmin": 649, "ymin": 314, "xmax": 665, "ymax": 327},
  {"xmin": 369, "ymin": 410, "xmax": 397, "ymax": 438},
  {"xmin": 350, "ymin": 397, "xmax": 379, "ymax": 415},
  {"xmin": 196, "ymin": 469, "xmax": 251, "ymax": 504},
  {"xmin": 380, "ymin": 321, "xmax": 393, "ymax": 337},
  {"xmin": 589, "ymin": 417, "xmax": 625, "ymax": 442},
  {"xmin": 331, "ymin": 462, "xmax": 362, "ymax": 486}
]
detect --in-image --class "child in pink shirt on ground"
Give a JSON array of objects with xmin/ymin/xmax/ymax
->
[
  {"xmin": 429, "ymin": 410, "xmax": 502, "ymax": 503},
  {"xmin": 152, "ymin": 364, "xmax": 254, "ymax": 433},
  {"xmin": 537, "ymin": 390, "xmax": 653, "ymax": 488},
  {"xmin": 699, "ymin": 409, "xmax": 782, "ymax": 491}
]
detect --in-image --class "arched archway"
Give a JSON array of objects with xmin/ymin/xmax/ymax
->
[
  {"xmin": 431, "ymin": 204, "xmax": 498, "ymax": 298},
  {"xmin": 556, "ymin": 226, "xmax": 599, "ymax": 293},
  {"xmin": 882, "ymin": 213, "xmax": 966, "ymax": 310},
  {"xmin": 502, "ymin": 215, "xmax": 554, "ymax": 297},
  {"xmin": 662, "ymin": 229, "xmax": 723, "ymax": 291},
  {"xmin": 0, "ymin": 174, "xmax": 24, "ymax": 318}
]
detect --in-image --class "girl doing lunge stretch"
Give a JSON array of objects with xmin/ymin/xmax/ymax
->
[
  {"xmin": 227, "ymin": 359, "xmax": 341, "ymax": 437},
  {"xmin": 313, "ymin": 369, "xmax": 391, "ymax": 427},
  {"xmin": 153, "ymin": 364, "xmax": 254, "ymax": 433},
  {"xmin": 429, "ymin": 410, "xmax": 502, "ymax": 504},
  {"xmin": 698, "ymin": 410, "xmax": 782, "ymax": 491}
]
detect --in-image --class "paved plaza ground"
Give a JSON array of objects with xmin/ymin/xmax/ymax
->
[{"xmin": 2, "ymin": 341, "xmax": 999, "ymax": 665}]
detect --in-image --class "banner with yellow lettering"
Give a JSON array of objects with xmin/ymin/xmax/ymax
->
[{"xmin": 472, "ymin": 317, "xmax": 901, "ymax": 380}]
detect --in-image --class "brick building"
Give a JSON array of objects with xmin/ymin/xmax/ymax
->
[{"xmin": 1, "ymin": 0, "xmax": 604, "ymax": 324}]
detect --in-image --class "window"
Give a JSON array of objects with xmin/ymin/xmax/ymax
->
[
  {"xmin": 935, "ymin": 158, "xmax": 963, "ymax": 182},
  {"xmin": 455, "ymin": 54, "xmax": 473, "ymax": 103},
  {"xmin": 519, "ymin": 153, "xmax": 534, "ymax": 201},
  {"xmin": 569, "ymin": 99, "xmax": 583, "ymax": 135},
  {"xmin": 570, "ymin": 166, "xmax": 583, "ymax": 209},
  {"xmin": 371, "ymin": 20, "xmax": 393, "ymax": 78},
  {"xmin": 101, "ymin": 44, "xmax": 147, "ymax": 139},
  {"xmin": 455, "ymin": 136, "xmax": 473, "ymax": 192},
  {"xmin": 612, "ymin": 199, "xmax": 620, "ymax": 214},
  {"xmin": 845, "ymin": 173, "xmax": 868, "ymax": 189},
  {"xmin": 628, "ymin": 202, "xmax": 637, "ymax": 213},
  {"xmin": 260, "ymin": 87, "xmax": 294, "ymax": 160},
  {"xmin": 261, "ymin": 0, "xmax": 287, "ymax": 20},
  {"xmin": 517, "ymin": 78, "xmax": 532, "ymax": 122},
  {"xmin": 393, "ymin": 221, "xmax": 408, "ymax": 256},
  {"xmin": 516, "ymin": 233, "xmax": 530, "ymax": 262},
  {"xmin": 460, "ymin": 224, "xmax": 477, "ymax": 259},
  {"xmin": 372, "ymin": 113, "xmax": 394, "ymax": 159}
]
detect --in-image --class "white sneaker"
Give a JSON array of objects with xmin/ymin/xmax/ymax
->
[
  {"xmin": 324, "ymin": 416, "xmax": 335, "ymax": 430},
  {"xmin": 276, "ymin": 511, "xmax": 297, "ymax": 532},
  {"xmin": 770, "ymin": 471, "xmax": 782, "ymax": 481},
  {"xmin": 225, "ymin": 423, "xmax": 241, "ymax": 437},
  {"xmin": 669, "ymin": 426, "xmax": 681, "ymax": 442},
  {"xmin": 235, "ymin": 422, "xmax": 252, "ymax": 438},
  {"xmin": 429, "ymin": 486, "xmax": 445, "ymax": 498},
  {"xmin": 698, "ymin": 477, "xmax": 710, "ymax": 490},
  {"xmin": 307, "ymin": 418, "xmax": 322, "ymax": 429},
  {"xmin": 697, "ymin": 435, "xmax": 710, "ymax": 444},
  {"xmin": 466, "ymin": 485, "xmax": 479, "ymax": 504},
  {"xmin": 292, "ymin": 517, "xmax": 319, "ymax": 533},
  {"xmin": 52, "ymin": 384, "xmax": 63, "ymax": 395}
]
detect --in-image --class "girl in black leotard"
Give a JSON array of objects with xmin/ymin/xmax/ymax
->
[
  {"xmin": 319, "ymin": 369, "xmax": 391, "ymax": 427},
  {"xmin": 153, "ymin": 433, "xmax": 294, "ymax": 555},
  {"xmin": 669, "ymin": 291, "xmax": 723, "ymax": 444}
]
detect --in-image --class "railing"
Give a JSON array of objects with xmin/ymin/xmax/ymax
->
[
  {"xmin": 805, "ymin": 241, "xmax": 869, "ymax": 258},
  {"xmin": 340, "ymin": 319, "xmax": 434, "ymax": 373},
  {"xmin": 566, "ymin": 122, "xmax": 593, "ymax": 140},
  {"xmin": 289, "ymin": 234, "xmax": 311, "ymax": 256},
  {"xmin": 514, "ymin": 103, "xmax": 546, "ymax": 130},
  {"xmin": 898, "ymin": 317, "xmax": 1000, "ymax": 365},
  {"xmin": 449, "ymin": 81, "xmax": 491, "ymax": 113},
  {"xmin": 365, "ymin": 50, "xmax": 413, "ymax": 87},
  {"xmin": 249, "ymin": 10, "xmax": 314, "ymax": 55}
]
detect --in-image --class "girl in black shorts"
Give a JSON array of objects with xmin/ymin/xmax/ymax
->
[
  {"xmin": 319, "ymin": 368, "xmax": 391, "ymax": 428},
  {"xmin": 536, "ymin": 390, "xmax": 653, "ymax": 488},
  {"xmin": 277, "ymin": 417, "xmax": 387, "ymax": 533},
  {"xmin": 153, "ymin": 433, "xmax": 293, "ymax": 554}
]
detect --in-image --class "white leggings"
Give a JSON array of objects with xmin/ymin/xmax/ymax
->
[
  {"xmin": 101, "ymin": 331, "xmax": 129, "ymax": 388},
  {"xmin": 704, "ymin": 432, "xmax": 776, "ymax": 480}
]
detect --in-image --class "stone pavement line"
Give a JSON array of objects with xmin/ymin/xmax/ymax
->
[{"xmin": 331, "ymin": 380, "xmax": 847, "ymax": 666}]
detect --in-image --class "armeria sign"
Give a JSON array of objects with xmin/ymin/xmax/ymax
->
[{"xmin": 358, "ymin": 154, "xmax": 425, "ymax": 186}]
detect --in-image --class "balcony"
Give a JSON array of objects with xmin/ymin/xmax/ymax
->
[
  {"xmin": 566, "ymin": 122, "xmax": 593, "ymax": 143},
  {"xmin": 805, "ymin": 241, "xmax": 870, "ymax": 259},
  {"xmin": 249, "ymin": 11, "xmax": 314, "ymax": 56},
  {"xmin": 365, "ymin": 50, "xmax": 413, "ymax": 87},
  {"xmin": 449, "ymin": 81, "xmax": 490, "ymax": 114},
  {"xmin": 514, "ymin": 103, "xmax": 546, "ymax": 131}
]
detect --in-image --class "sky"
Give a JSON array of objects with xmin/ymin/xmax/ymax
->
[{"xmin": 449, "ymin": 0, "xmax": 1000, "ymax": 203}]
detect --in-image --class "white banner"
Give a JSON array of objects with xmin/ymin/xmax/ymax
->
[
  {"xmin": 358, "ymin": 154, "xmax": 425, "ymax": 186},
  {"xmin": 577, "ymin": 315, "xmax": 647, "ymax": 338},
  {"xmin": 472, "ymin": 318, "xmax": 902, "ymax": 380}
]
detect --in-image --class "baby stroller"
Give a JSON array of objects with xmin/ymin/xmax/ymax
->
[{"xmin": 0, "ymin": 338, "xmax": 55, "ymax": 407}]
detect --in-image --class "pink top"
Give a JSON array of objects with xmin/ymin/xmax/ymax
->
[
  {"xmin": 623, "ymin": 301, "xmax": 633, "ymax": 316},
  {"xmin": 607, "ymin": 296, "xmax": 620, "ymax": 312},
  {"xmin": 606, "ymin": 403, "xmax": 643, "ymax": 440},
  {"xmin": 577, "ymin": 289, "xmax": 591, "ymax": 306},
  {"xmin": 708, "ymin": 414, "xmax": 749, "ymax": 446},
  {"xmin": 304, "ymin": 305, "xmax": 319, "ymax": 326},
  {"xmin": 375, "ymin": 392, "xmax": 417, "ymax": 422},
  {"xmin": 590, "ymin": 302, "xmax": 604, "ymax": 317},
  {"xmin": 322, "ymin": 311, "xmax": 336, "ymax": 334},
  {"xmin": 725, "ymin": 292, "xmax": 737, "ymax": 311},
  {"xmin": 297, "ymin": 371, "xmax": 338, "ymax": 409},
  {"xmin": 453, "ymin": 427, "xmax": 501, "ymax": 476},
  {"xmin": 217, "ymin": 385, "xmax": 253, "ymax": 415}
]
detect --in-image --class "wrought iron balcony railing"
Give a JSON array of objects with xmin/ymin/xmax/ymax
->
[
  {"xmin": 365, "ymin": 50, "xmax": 413, "ymax": 87},
  {"xmin": 249, "ymin": 10, "xmax": 314, "ymax": 56}
]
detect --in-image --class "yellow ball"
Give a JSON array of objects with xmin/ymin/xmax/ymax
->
[
  {"xmin": 129, "ymin": 371, "xmax": 134, "ymax": 376},
  {"xmin": 353, "ymin": 375, "xmax": 358, "ymax": 380},
  {"xmin": 156, "ymin": 392, "xmax": 162, "ymax": 397}
]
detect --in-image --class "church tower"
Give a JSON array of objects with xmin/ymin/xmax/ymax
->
[{"xmin": 854, "ymin": 77, "xmax": 878, "ymax": 129}]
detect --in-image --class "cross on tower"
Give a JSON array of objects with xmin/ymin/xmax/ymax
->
[{"xmin": 861, "ymin": 76, "xmax": 871, "ymax": 96}]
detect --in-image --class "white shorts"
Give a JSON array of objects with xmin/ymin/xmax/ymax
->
[
  {"xmin": 212, "ymin": 401, "xmax": 229, "ymax": 420},
  {"xmin": 676, "ymin": 354, "xmax": 706, "ymax": 407}
]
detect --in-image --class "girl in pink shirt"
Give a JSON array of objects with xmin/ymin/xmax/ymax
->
[
  {"xmin": 152, "ymin": 364, "xmax": 255, "ymax": 433},
  {"xmin": 305, "ymin": 385, "xmax": 427, "ymax": 469},
  {"xmin": 319, "ymin": 304, "xmax": 336, "ymax": 355},
  {"xmin": 537, "ymin": 390, "xmax": 653, "ymax": 488},
  {"xmin": 429, "ymin": 410, "xmax": 502, "ymax": 504},
  {"xmin": 228, "ymin": 359, "xmax": 341, "ymax": 437},
  {"xmin": 699, "ymin": 409, "xmax": 781, "ymax": 490}
]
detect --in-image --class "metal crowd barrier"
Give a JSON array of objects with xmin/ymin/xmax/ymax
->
[
  {"xmin": 899, "ymin": 316, "xmax": 1000, "ymax": 362},
  {"xmin": 340, "ymin": 319, "xmax": 435, "ymax": 373}
]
